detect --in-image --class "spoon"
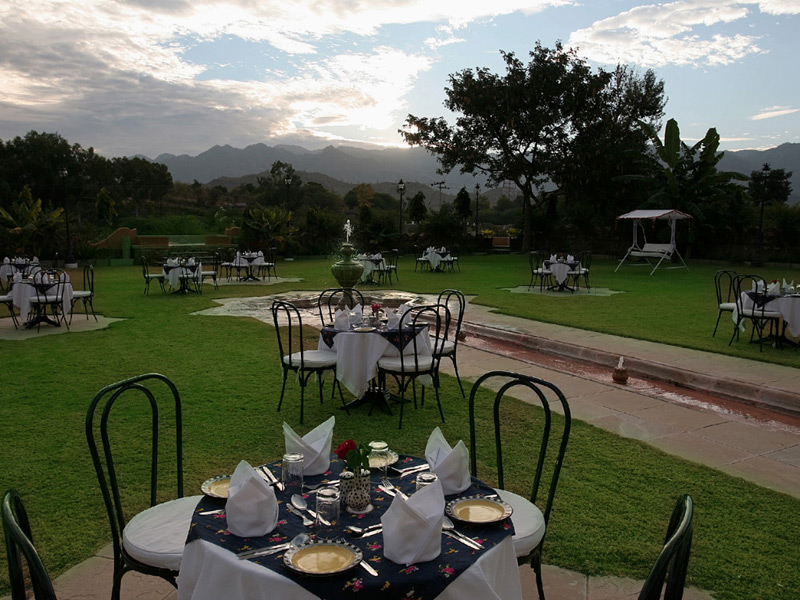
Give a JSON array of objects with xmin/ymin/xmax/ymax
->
[
  {"xmin": 347, "ymin": 523, "xmax": 383, "ymax": 537},
  {"xmin": 291, "ymin": 493, "xmax": 331, "ymax": 526}
]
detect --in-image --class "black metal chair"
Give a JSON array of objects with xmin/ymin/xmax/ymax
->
[
  {"xmin": 569, "ymin": 251, "xmax": 591, "ymax": 292},
  {"xmin": 0, "ymin": 288, "xmax": 18, "ymax": 329},
  {"xmin": 28, "ymin": 269, "xmax": 69, "ymax": 331},
  {"xmin": 316, "ymin": 287, "xmax": 364, "ymax": 326},
  {"xmin": 467, "ymin": 371, "xmax": 571, "ymax": 600},
  {"xmin": 2, "ymin": 489, "xmax": 57, "ymax": 600},
  {"xmin": 272, "ymin": 300, "xmax": 347, "ymax": 423},
  {"xmin": 638, "ymin": 494, "xmax": 694, "ymax": 600},
  {"xmin": 377, "ymin": 249, "xmax": 399, "ymax": 285},
  {"xmin": 70, "ymin": 264, "xmax": 97, "ymax": 323},
  {"xmin": 141, "ymin": 257, "xmax": 165, "ymax": 295},
  {"xmin": 200, "ymin": 253, "xmax": 219, "ymax": 290},
  {"xmin": 434, "ymin": 289, "xmax": 466, "ymax": 397},
  {"xmin": 528, "ymin": 251, "xmax": 548, "ymax": 292},
  {"xmin": 729, "ymin": 274, "xmax": 783, "ymax": 351},
  {"xmin": 257, "ymin": 247, "xmax": 278, "ymax": 280},
  {"xmin": 86, "ymin": 373, "xmax": 199, "ymax": 600},
  {"xmin": 414, "ymin": 245, "xmax": 430, "ymax": 272},
  {"xmin": 377, "ymin": 304, "xmax": 449, "ymax": 429},
  {"xmin": 712, "ymin": 269, "xmax": 737, "ymax": 337}
]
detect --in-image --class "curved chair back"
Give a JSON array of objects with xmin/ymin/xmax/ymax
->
[
  {"xmin": 399, "ymin": 303, "xmax": 450, "ymax": 376},
  {"xmin": 85, "ymin": 374, "xmax": 184, "ymax": 576},
  {"xmin": 577, "ymin": 250, "xmax": 592, "ymax": 270},
  {"xmin": 317, "ymin": 287, "xmax": 364, "ymax": 325},
  {"xmin": 638, "ymin": 494, "xmax": 694, "ymax": 600},
  {"xmin": 467, "ymin": 371, "xmax": 571, "ymax": 530},
  {"xmin": 83, "ymin": 264, "xmax": 95, "ymax": 294},
  {"xmin": 437, "ymin": 289, "xmax": 464, "ymax": 344},
  {"xmin": 714, "ymin": 269, "xmax": 736, "ymax": 306},
  {"xmin": 2, "ymin": 489, "xmax": 57, "ymax": 600},
  {"xmin": 271, "ymin": 299, "xmax": 306, "ymax": 370}
]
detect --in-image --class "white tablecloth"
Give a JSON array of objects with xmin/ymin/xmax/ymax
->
[
  {"xmin": 162, "ymin": 264, "xmax": 201, "ymax": 289},
  {"xmin": 358, "ymin": 256, "xmax": 385, "ymax": 282},
  {"xmin": 318, "ymin": 327, "xmax": 431, "ymax": 398},
  {"xmin": 423, "ymin": 250, "xmax": 449, "ymax": 271},
  {"xmin": 11, "ymin": 281, "xmax": 73, "ymax": 320},
  {"xmin": 177, "ymin": 534, "xmax": 521, "ymax": 600},
  {"xmin": 739, "ymin": 293, "xmax": 800, "ymax": 338}
]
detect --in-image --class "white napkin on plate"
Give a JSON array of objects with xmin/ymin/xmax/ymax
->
[
  {"xmin": 783, "ymin": 279, "xmax": 794, "ymax": 292},
  {"xmin": 13, "ymin": 272, "xmax": 21, "ymax": 283},
  {"xmin": 32, "ymin": 256, "xmax": 39, "ymax": 264},
  {"xmin": 257, "ymin": 250, "xmax": 263, "ymax": 257},
  {"xmin": 567, "ymin": 254, "xmax": 574, "ymax": 263},
  {"xmin": 425, "ymin": 427, "xmax": 471, "ymax": 496},
  {"xmin": 351, "ymin": 303, "xmax": 362, "ymax": 320},
  {"xmin": 187, "ymin": 257, "xmax": 195, "ymax": 265},
  {"xmin": 386, "ymin": 309, "xmax": 401, "ymax": 329},
  {"xmin": 3, "ymin": 257, "xmax": 8, "ymax": 263},
  {"xmin": 225, "ymin": 460, "xmax": 279, "ymax": 538},
  {"xmin": 549, "ymin": 254, "xmax": 557, "ymax": 262},
  {"xmin": 768, "ymin": 281, "xmax": 780, "ymax": 295},
  {"xmin": 283, "ymin": 416, "xmax": 334, "ymax": 475},
  {"xmin": 166, "ymin": 258, "xmax": 177, "ymax": 266},
  {"xmin": 334, "ymin": 309, "xmax": 350, "ymax": 331},
  {"xmin": 381, "ymin": 479, "xmax": 444, "ymax": 565}
]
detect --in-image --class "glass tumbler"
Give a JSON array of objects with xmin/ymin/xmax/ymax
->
[
  {"xmin": 368, "ymin": 440, "xmax": 389, "ymax": 478},
  {"xmin": 314, "ymin": 487, "xmax": 340, "ymax": 539},
  {"xmin": 415, "ymin": 472, "xmax": 439, "ymax": 491},
  {"xmin": 281, "ymin": 452, "xmax": 304, "ymax": 496}
]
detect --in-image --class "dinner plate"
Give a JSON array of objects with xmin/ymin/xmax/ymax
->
[
  {"xmin": 283, "ymin": 540, "xmax": 362, "ymax": 576},
  {"xmin": 445, "ymin": 496, "xmax": 513, "ymax": 525},
  {"xmin": 201, "ymin": 475, "xmax": 231, "ymax": 499},
  {"xmin": 369, "ymin": 449, "xmax": 399, "ymax": 469},
  {"xmin": 354, "ymin": 326, "xmax": 376, "ymax": 332}
]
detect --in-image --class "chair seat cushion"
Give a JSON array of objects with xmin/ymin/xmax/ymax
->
[
  {"xmin": 743, "ymin": 309, "xmax": 782, "ymax": 319},
  {"xmin": 494, "ymin": 488, "xmax": 546, "ymax": 558},
  {"xmin": 431, "ymin": 338, "xmax": 455, "ymax": 355},
  {"xmin": 283, "ymin": 350, "xmax": 337, "ymax": 368},
  {"xmin": 72, "ymin": 291, "xmax": 92, "ymax": 299},
  {"xmin": 718, "ymin": 302, "xmax": 736, "ymax": 311},
  {"xmin": 378, "ymin": 354, "xmax": 434, "ymax": 373},
  {"xmin": 122, "ymin": 495, "xmax": 200, "ymax": 571}
]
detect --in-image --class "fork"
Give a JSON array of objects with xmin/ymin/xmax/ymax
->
[{"xmin": 380, "ymin": 477, "xmax": 408, "ymax": 500}]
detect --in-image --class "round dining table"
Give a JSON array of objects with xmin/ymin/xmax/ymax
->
[{"xmin": 178, "ymin": 456, "xmax": 522, "ymax": 600}]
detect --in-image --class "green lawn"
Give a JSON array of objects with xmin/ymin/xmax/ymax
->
[{"xmin": 1, "ymin": 255, "xmax": 798, "ymax": 599}]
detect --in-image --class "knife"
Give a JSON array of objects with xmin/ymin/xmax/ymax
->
[
  {"xmin": 360, "ymin": 561, "xmax": 379, "ymax": 576},
  {"xmin": 237, "ymin": 542, "xmax": 292, "ymax": 559},
  {"xmin": 361, "ymin": 527, "xmax": 383, "ymax": 538},
  {"xmin": 443, "ymin": 530, "xmax": 483, "ymax": 550},
  {"xmin": 259, "ymin": 466, "xmax": 285, "ymax": 491},
  {"xmin": 397, "ymin": 465, "xmax": 431, "ymax": 478}
]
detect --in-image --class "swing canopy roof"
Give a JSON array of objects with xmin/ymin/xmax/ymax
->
[{"xmin": 616, "ymin": 209, "xmax": 692, "ymax": 221}]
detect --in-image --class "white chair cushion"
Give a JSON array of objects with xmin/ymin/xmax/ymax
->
[
  {"xmin": 431, "ymin": 338, "xmax": 455, "ymax": 356},
  {"xmin": 122, "ymin": 495, "xmax": 200, "ymax": 571},
  {"xmin": 718, "ymin": 302, "xmax": 736, "ymax": 311},
  {"xmin": 494, "ymin": 488, "xmax": 546, "ymax": 558},
  {"xmin": 283, "ymin": 349, "xmax": 337, "ymax": 368},
  {"xmin": 72, "ymin": 290, "xmax": 92, "ymax": 299},
  {"xmin": 378, "ymin": 355, "xmax": 434, "ymax": 373}
]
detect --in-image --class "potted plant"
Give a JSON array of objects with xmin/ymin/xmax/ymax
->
[{"xmin": 336, "ymin": 439, "xmax": 372, "ymax": 513}]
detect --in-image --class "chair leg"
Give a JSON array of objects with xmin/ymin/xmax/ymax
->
[
  {"xmin": 532, "ymin": 552, "xmax": 546, "ymax": 600},
  {"xmin": 277, "ymin": 370, "xmax": 288, "ymax": 412},
  {"xmin": 449, "ymin": 354, "xmax": 465, "ymax": 397},
  {"xmin": 712, "ymin": 310, "xmax": 722, "ymax": 337}
]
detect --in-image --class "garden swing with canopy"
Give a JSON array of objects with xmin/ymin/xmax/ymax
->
[{"xmin": 614, "ymin": 209, "xmax": 692, "ymax": 275}]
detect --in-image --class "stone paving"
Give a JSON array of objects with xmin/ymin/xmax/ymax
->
[{"xmin": 5, "ymin": 292, "xmax": 799, "ymax": 600}]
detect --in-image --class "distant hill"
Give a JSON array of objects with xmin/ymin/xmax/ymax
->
[
  {"xmin": 153, "ymin": 140, "xmax": 800, "ymax": 205},
  {"xmin": 719, "ymin": 143, "xmax": 800, "ymax": 205},
  {"xmin": 154, "ymin": 143, "xmax": 484, "ymax": 193}
]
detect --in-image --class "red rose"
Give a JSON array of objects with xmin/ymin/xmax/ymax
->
[{"xmin": 335, "ymin": 439, "xmax": 356, "ymax": 460}]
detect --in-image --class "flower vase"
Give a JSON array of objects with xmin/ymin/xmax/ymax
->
[{"xmin": 340, "ymin": 469, "xmax": 372, "ymax": 514}]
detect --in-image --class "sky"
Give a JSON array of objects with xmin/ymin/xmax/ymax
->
[{"xmin": 1, "ymin": 0, "xmax": 799, "ymax": 159}]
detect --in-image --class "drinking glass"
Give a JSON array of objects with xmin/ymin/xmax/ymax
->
[
  {"xmin": 314, "ymin": 487, "xmax": 340, "ymax": 539},
  {"xmin": 281, "ymin": 452, "xmax": 304, "ymax": 495},
  {"xmin": 368, "ymin": 440, "xmax": 389, "ymax": 477},
  {"xmin": 415, "ymin": 472, "xmax": 439, "ymax": 492}
]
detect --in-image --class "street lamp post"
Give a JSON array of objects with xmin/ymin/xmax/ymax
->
[
  {"xmin": 397, "ymin": 179, "xmax": 405, "ymax": 246},
  {"xmin": 474, "ymin": 183, "xmax": 480, "ymax": 238},
  {"xmin": 284, "ymin": 175, "xmax": 292, "ymax": 212},
  {"xmin": 60, "ymin": 168, "xmax": 76, "ymax": 267}
]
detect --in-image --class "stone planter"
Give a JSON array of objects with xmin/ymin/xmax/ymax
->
[{"xmin": 340, "ymin": 469, "xmax": 372, "ymax": 514}]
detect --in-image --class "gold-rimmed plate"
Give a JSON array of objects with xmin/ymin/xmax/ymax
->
[
  {"xmin": 354, "ymin": 326, "xmax": 376, "ymax": 332},
  {"xmin": 446, "ymin": 496, "xmax": 513, "ymax": 525},
  {"xmin": 283, "ymin": 540, "xmax": 362, "ymax": 576},
  {"xmin": 369, "ymin": 449, "xmax": 399, "ymax": 469},
  {"xmin": 201, "ymin": 475, "xmax": 231, "ymax": 499}
]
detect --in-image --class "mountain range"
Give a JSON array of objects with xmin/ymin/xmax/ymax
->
[{"xmin": 153, "ymin": 141, "xmax": 800, "ymax": 205}]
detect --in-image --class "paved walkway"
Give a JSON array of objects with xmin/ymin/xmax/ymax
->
[{"xmin": 9, "ymin": 298, "xmax": 800, "ymax": 600}]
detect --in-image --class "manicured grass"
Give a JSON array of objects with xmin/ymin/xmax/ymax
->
[{"xmin": 1, "ymin": 256, "xmax": 798, "ymax": 600}]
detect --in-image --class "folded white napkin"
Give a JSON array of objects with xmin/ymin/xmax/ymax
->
[
  {"xmin": 783, "ymin": 279, "xmax": 794, "ymax": 291},
  {"xmin": 549, "ymin": 254, "xmax": 557, "ymax": 262},
  {"xmin": 257, "ymin": 250, "xmax": 263, "ymax": 257},
  {"xmin": 3, "ymin": 257, "xmax": 8, "ymax": 263},
  {"xmin": 768, "ymin": 281, "xmax": 780, "ymax": 295},
  {"xmin": 226, "ymin": 460, "xmax": 279, "ymax": 537},
  {"xmin": 386, "ymin": 310, "xmax": 401, "ymax": 329},
  {"xmin": 166, "ymin": 258, "xmax": 177, "ymax": 266},
  {"xmin": 283, "ymin": 416, "xmax": 334, "ymax": 475},
  {"xmin": 374, "ymin": 252, "xmax": 382, "ymax": 260},
  {"xmin": 334, "ymin": 309, "xmax": 350, "ymax": 331},
  {"xmin": 381, "ymin": 479, "xmax": 444, "ymax": 565},
  {"xmin": 187, "ymin": 258, "xmax": 195, "ymax": 265},
  {"xmin": 32, "ymin": 256, "xmax": 39, "ymax": 264},
  {"xmin": 13, "ymin": 272, "xmax": 21, "ymax": 283},
  {"xmin": 425, "ymin": 427, "xmax": 471, "ymax": 496},
  {"xmin": 350, "ymin": 304, "xmax": 363, "ymax": 325},
  {"xmin": 567, "ymin": 254, "xmax": 574, "ymax": 263}
]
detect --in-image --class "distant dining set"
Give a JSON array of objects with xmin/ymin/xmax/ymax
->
[
  {"xmin": 528, "ymin": 251, "xmax": 592, "ymax": 293},
  {"xmin": 415, "ymin": 246, "xmax": 459, "ymax": 272},
  {"xmin": 0, "ymin": 260, "xmax": 97, "ymax": 332}
]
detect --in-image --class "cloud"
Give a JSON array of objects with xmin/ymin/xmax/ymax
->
[
  {"xmin": 567, "ymin": 1, "xmax": 785, "ymax": 67},
  {"xmin": 749, "ymin": 106, "xmax": 800, "ymax": 120}
]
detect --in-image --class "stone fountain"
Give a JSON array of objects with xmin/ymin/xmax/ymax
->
[{"xmin": 330, "ymin": 219, "xmax": 364, "ymax": 289}]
